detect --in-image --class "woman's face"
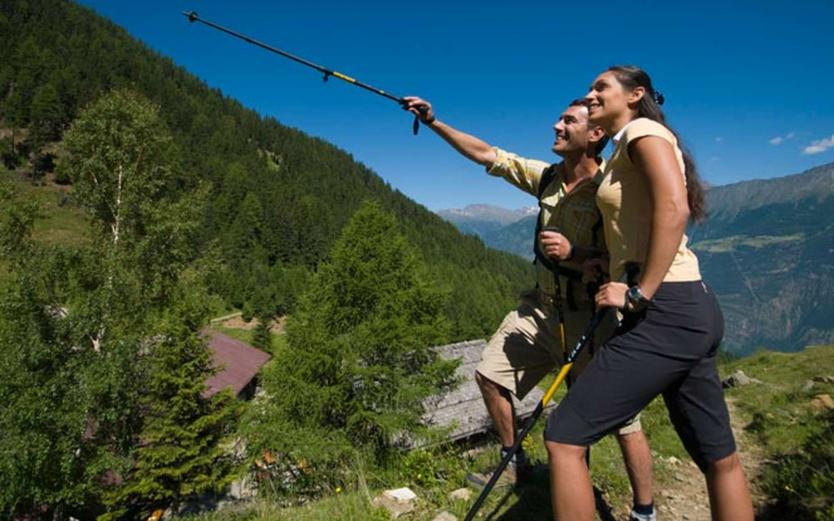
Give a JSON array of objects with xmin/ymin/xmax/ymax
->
[{"xmin": 585, "ymin": 71, "xmax": 639, "ymax": 128}]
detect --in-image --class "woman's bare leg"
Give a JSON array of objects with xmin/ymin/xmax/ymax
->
[
  {"xmin": 547, "ymin": 440, "xmax": 595, "ymax": 521},
  {"xmin": 705, "ymin": 452, "xmax": 754, "ymax": 521}
]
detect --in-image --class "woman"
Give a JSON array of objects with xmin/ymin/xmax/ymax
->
[{"xmin": 544, "ymin": 65, "xmax": 754, "ymax": 521}]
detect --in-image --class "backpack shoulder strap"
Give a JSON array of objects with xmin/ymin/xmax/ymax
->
[
  {"xmin": 537, "ymin": 163, "xmax": 561, "ymax": 199},
  {"xmin": 534, "ymin": 163, "xmax": 561, "ymax": 272}
]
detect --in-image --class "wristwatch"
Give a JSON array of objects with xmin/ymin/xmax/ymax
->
[{"xmin": 626, "ymin": 285, "xmax": 651, "ymax": 311}]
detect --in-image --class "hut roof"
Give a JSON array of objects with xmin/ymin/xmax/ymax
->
[{"xmin": 204, "ymin": 330, "xmax": 271, "ymax": 397}]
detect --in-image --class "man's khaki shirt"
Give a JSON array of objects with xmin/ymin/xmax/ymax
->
[{"xmin": 487, "ymin": 147, "xmax": 606, "ymax": 300}]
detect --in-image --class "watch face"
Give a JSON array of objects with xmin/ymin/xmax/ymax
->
[{"xmin": 627, "ymin": 286, "xmax": 647, "ymax": 307}]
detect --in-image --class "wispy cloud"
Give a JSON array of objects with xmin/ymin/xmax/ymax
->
[
  {"xmin": 803, "ymin": 134, "xmax": 834, "ymax": 155},
  {"xmin": 714, "ymin": 136, "xmax": 723, "ymax": 143},
  {"xmin": 769, "ymin": 131, "xmax": 796, "ymax": 145}
]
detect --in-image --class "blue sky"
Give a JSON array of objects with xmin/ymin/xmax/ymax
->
[{"xmin": 77, "ymin": 0, "xmax": 834, "ymax": 211}]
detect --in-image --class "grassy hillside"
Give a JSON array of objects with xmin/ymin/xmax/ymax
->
[
  {"xmin": 2, "ymin": 172, "xmax": 89, "ymax": 244},
  {"xmin": 0, "ymin": 169, "xmax": 89, "ymax": 287},
  {"xmin": 723, "ymin": 346, "xmax": 834, "ymax": 520},
  {"xmin": 179, "ymin": 345, "xmax": 834, "ymax": 521}
]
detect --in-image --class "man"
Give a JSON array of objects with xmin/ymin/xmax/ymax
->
[{"xmin": 403, "ymin": 97, "xmax": 657, "ymax": 521}]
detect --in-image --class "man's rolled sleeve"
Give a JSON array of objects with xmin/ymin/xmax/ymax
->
[{"xmin": 486, "ymin": 147, "xmax": 550, "ymax": 197}]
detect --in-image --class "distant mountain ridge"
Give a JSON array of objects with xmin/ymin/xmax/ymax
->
[
  {"xmin": 691, "ymin": 163, "xmax": 834, "ymax": 241},
  {"xmin": 436, "ymin": 204, "xmax": 536, "ymax": 239},
  {"xmin": 439, "ymin": 162, "xmax": 834, "ymax": 354},
  {"xmin": 480, "ymin": 214, "xmax": 538, "ymax": 260},
  {"xmin": 701, "ymin": 164, "xmax": 834, "ymax": 225},
  {"xmin": 438, "ymin": 204, "xmax": 536, "ymax": 223}
]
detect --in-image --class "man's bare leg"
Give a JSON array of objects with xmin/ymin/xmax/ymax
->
[
  {"xmin": 617, "ymin": 430, "xmax": 654, "ymax": 506},
  {"xmin": 475, "ymin": 371, "xmax": 515, "ymax": 446}
]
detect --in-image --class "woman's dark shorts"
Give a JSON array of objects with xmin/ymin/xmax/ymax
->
[{"xmin": 544, "ymin": 281, "xmax": 736, "ymax": 472}]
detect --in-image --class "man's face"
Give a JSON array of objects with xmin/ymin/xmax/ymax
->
[{"xmin": 552, "ymin": 104, "xmax": 591, "ymax": 156}]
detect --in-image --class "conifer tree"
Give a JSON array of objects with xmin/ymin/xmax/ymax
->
[
  {"xmin": 29, "ymin": 82, "xmax": 63, "ymax": 149},
  {"xmin": 252, "ymin": 314, "xmax": 273, "ymax": 352},
  {"xmin": 100, "ymin": 288, "xmax": 239, "ymax": 520},
  {"xmin": 243, "ymin": 201, "xmax": 458, "ymax": 490},
  {"xmin": 3, "ymin": 85, "xmax": 24, "ymax": 157}
]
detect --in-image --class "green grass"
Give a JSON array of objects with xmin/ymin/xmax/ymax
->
[
  {"xmin": 4, "ymin": 171, "xmax": 90, "ymax": 246},
  {"xmin": 691, "ymin": 233, "xmax": 804, "ymax": 253},
  {"xmin": 212, "ymin": 326, "xmax": 288, "ymax": 357},
  {"xmin": 184, "ymin": 493, "xmax": 390, "ymax": 521},
  {"xmin": 0, "ymin": 259, "xmax": 11, "ymax": 289},
  {"xmin": 177, "ymin": 396, "xmax": 693, "ymax": 521},
  {"xmin": 723, "ymin": 347, "xmax": 834, "ymax": 454},
  {"xmin": 722, "ymin": 346, "xmax": 834, "ymax": 519},
  {"xmin": 178, "ymin": 354, "xmax": 718, "ymax": 521},
  {"xmin": 179, "ymin": 346, "xmax": 834, "ymax": 521},
  {"xmin": 213, "ymin": 326, "xmax": 255, "ymax": 344},
  {"xmin": 0, "ymin": 172, "xmax": 90, "ymax": 284}
]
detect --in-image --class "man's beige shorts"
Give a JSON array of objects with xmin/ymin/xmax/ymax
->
[{"xmin": 476, "ymin": 289, "xmax": 642, "ymax": 436}]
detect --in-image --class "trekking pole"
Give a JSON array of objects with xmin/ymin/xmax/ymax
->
[
  {"xmin": 463, "ymin": 308, "xmax": 609, "ymax": 521},
  {"xmin": 181, "ymin": 11, "xmax": 427, "ymax": 134},
  {"xmin": 543, "ymin": 227, "xmax": 569, "ymax": 369}
]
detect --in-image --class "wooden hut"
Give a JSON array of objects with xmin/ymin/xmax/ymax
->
[
  {"xmin": 204, "ymin": 330, "xmax": 271, "ymax": 399},
  {"xmin": 422, "ymin": 340, "xmax": 555, "ymax": 442}
]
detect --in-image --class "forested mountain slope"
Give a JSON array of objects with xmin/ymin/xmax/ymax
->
[
  {"xmin": 0, "ymin": 0, "xmax": 533, "ymax": 340},
  {"xmin": 691, "ymin": 163, "xmax": 834, "ymax": 353}
]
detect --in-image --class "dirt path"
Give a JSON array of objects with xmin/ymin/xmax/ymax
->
[
  {"xmin": 213, "ymin": 313, "xmax": 288, "ymax": 334},
  {"xmin": 651, "ymin": 398, "xmax": 765, "ymax": 520}
]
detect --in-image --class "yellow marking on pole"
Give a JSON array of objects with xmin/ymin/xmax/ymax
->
[
  {"xmin": 558, "ymin": 323, "xmax": 566, "ymax": 354},
  {"xmin": 542, "ymin": 363, "xmax": 572, "ymax": 405},
  {"xmin": 333, "ymin": 72, "xmax": 356, "ymax": 83}
]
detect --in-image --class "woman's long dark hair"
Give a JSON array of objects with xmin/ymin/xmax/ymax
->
[{"xmin": 607, "ymin": 65, "xmax": 706, "ymax": 222}]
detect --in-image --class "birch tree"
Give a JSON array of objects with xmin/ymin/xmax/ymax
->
[
  {"xmin": 0, "ymin": 90, "xmax": 234, "ymax": 519},
  {"xmin": 58, "ymin": 89, "xmax": 180, "ymax": 352}
]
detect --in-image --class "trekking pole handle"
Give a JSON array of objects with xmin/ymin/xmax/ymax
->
[{"xmin": 410, "ymin": 106, "xmax": 431, "ymax": 135}]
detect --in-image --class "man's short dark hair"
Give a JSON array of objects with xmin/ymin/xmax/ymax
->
[{"xmin": 568, "ymin": 99, "xmax": 609, "ymax": 156}]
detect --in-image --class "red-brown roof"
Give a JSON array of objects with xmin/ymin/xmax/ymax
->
[{"xmin": 204, "ymin": 330, "xmax": 271, "ymax": 397}]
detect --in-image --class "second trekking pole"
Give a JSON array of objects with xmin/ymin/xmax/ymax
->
[{"xmin": 463, "ymin": 307, "xmax": 609, "ymax": 521}]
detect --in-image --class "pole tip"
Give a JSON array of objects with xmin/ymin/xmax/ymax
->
[{"xmin": 182, "ymin": 11, "xmax": 199, "ymax": 23}]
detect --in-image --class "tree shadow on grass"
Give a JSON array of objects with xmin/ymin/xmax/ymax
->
[{"xmin": 479, "ymin": 463, "xmax": 617, "ymax": 521}]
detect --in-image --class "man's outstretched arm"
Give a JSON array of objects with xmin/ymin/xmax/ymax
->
[{"xmin": 403, "ymin": 96, "xmax": 496, "ymax": 168}]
